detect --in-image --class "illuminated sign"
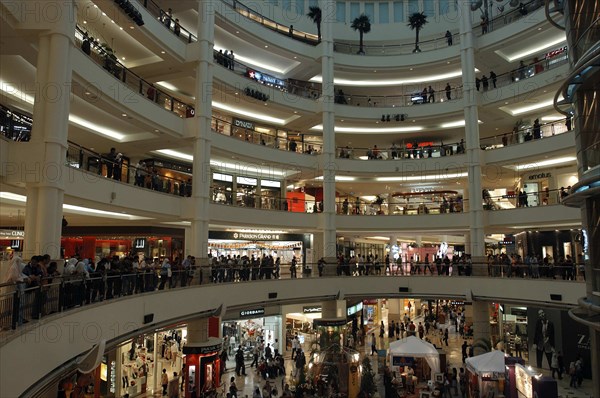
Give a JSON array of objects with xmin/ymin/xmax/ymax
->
[
  {"xmin": 0, "ymin": 229, "xmax": 25, "ymax": 239},
  {"xmin": 303, "ymin": 306, "xmax": 322, "ymax": 314},
  {"xmin": 528, "ymin": 172, "xmax": 551, "ymax": 180},
  {"xmin": 545, "ymin": 46, "xmax": 567, "ymax": 59},
  {"xmin": 246, "ymin": 69, "xmax": 286, "ymax": 89},
  {"xmin": 233, "ymin": 118, "xmax": 255, "ymax": 130},
  {"xmin": 239, "ymin": 308, "xmax": 265, "ymax": 318},
  {"xmin": 347, "ymin": 302, "xmax": 364, "ymax": 316},
  {"xmin": 134, "ymin": 238, "xmax": 146, "ymax": 249}
]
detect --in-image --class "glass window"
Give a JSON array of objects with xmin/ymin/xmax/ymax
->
[
  {"xmin": 336, "ymin": 1, "xmax": 346, "ymax": 22},
  {"xmin": 408, "ymin": 0, "xmax": 419, "ymax": 14},
  {"xmin": 393, "ymin": 1, "xmax": 404, "ymax": 22},
  {"xmin": 379, "ymin": 2, "xmax": 389, "ymax": 23},
  {"xmin": 364, "ymin": 3, "xmax": 375, "ymax": 19},
  {"xmin": 350, "ymin": 2, "xmax": 360, "ymax": 20},
  {"xmin": 423, "ymin": 0, "xmax": 434, "ymax": 16}
]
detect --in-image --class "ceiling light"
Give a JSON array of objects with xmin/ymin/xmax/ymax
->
[
  {"xmin": 121, "ymin": 113, "xmax": 127, "ymax": 117},
  {"xmin": 508, "ymin": 99, "xmax": 556, "ymax": 115},
  {"xmin": 161, "ymin": 51, "xmax": 166, "ymax": 54},
  {"xmin": 111, "ymin": 19, "xmax": 115, "ymax": 24},
  {"xmin": 69, "ymin": 115, "xmax": 126, "ymax": 141},
  {"xmin": 212, "ymin": 101, "xmax": 287, "ymax": 125},
  {"xmin": 155, "ymin": 149, "xmax": 193, "ymax": 161},
  {"xmin": 0, "ymin": 79, "xmax": 35, "ymax": 104},
  {"xmin": 310, "ymin": 125, "xmax": 423, "ymax": 134},
  {"xmin": 121, "ymin": 57, "xmax": 126, "ymax": 60},
  {"xmin": 294, "ymin": 56, "xmax": 297, "ymax": 59},
  {"xmin": 130, "ymin": 26, "xmax": 135, "ymax": 29},
  {"xmin": 440, "ymin": 120, "xmax": 482, "ymax": 128},
  {"xmin": 309, "ymin": 69, "xmax": 472, "ymax": 86},
  {"xmin": 83, "ymin": 20, "xmax": 87, "ymax": 24},
  {"xmin": 496, "ymin": 36, "xmax": 566, "ymax": 62},
  {"xmin": 315, "ymin": 176, "xmax": 356, "ymax": 181},
  {"xmin": 236, "ymin": 31, "xmax": 240, "ymax": 34},
  {"xmin": 120, "ymin": 27, "xmax": 124, "ymax": 30},
  {"xmin": 156, "ymin": 81, "xmax": 178, "ymax": 91},
  {"xmin": 264, "ymin": 45, "xmax": 269, "ymax": 48},
  {"xmin": 376, "ymin": 172, "xmax": 468, "ymax": 182},
  {"xmin": 102, "ymin": 12, "xmax": 106, "ymax": 16},
  {"xmin": 0, "ymin": 192, "xmax": 150, "ymax": 220},
  {"xmin": 214, "ymin": 45, "xmax": 286, "ymax": 74},
  {"xmin": 513, "ymin": 156, "xmax": 577, "ymax": 171},
  {"xmin": 541, "ymin": 115, "xmax": 564, "ymax": 121}
]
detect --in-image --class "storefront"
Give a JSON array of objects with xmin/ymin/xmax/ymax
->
[
  {"xmin": 208, "ymin": 231, "xmax": 311, "ymax": 267},
  {"xmin": 222, "ymin": 307, "xmax": 283, "ymax": 358},
  {"xmin": 514, "ymin": 229, "xmax": 583, "ymax": 262},
  {"xmin": 0, "ymin": 229, "xmax": 24, "ymax": 261},
  {"xmin": 61, "ymin": 227, "xmax": 185, "ymax": 260}
]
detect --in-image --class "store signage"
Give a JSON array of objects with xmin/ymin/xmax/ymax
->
[
  {"xmin": 134, "ymin": 238, "xmax": 146, "ymax": 249},
  {"xmin": 10, "ymin": 240, "xmax": 21, "ymax": 249},
  {"xmin": 233, "ymin": 118, "xmax": 255, "ymax": 130},
  {"xmin": 239, "ymin": 308, "xmax": 265, "ymax": 318},
  {"xmin": 545, "ymin": 46, "xmax": 567, "ymax": 59},
  {"xmin": 347, "ymin": 302, "xmax": 364, "ymax": 316},
  {"xmin": 184, "ymin": 343, "xmax": 223, "ymax": 355},
  {"xmin": 392, "ymin": 356, "xmax": 415, "ymax": 367},
  {"xmin": 450, "ymin": 301, "xmax": 465, "ymax": 306},
  {"xmin": 528, "ymin": 172, "xmax": 551, "ymax": 180},
  {"xmin": 246, "ymin": 69, "xmax": 286, "ymax": 89},
  {"xmin": 0, "ymin": 229, "xmax": 25, "ymax": 239},
  {"xmin": 410, "ymin": 187, "xmax": 435, "ymax": 193},
  {"xmin": 303, "ymin": 306, "xmax": 322, "ymax": 314},
  {"xmin": 313, "ymin": 318, "xmax": 347, "ymax": 327},
  {"xmin": 233, "ymin": 232, "xmax": 280, "ymax": 240}
]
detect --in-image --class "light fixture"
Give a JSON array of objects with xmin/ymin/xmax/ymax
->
[
  {"xmin": 212, "ymin": 101, "xmax": 287, "ymax": 125},
  {"xmin": 69, "ymin": 115, "xmax": 126, "ymax": 141},
  {"xmin": 508, "ymin": 99, "xmax": 556, "ymax": 116},
  {"xmin": 512, "ymin": 156, "xmax": 577, "ymax": 171},
  {"xmin": 309, "ymin": 69, "xmax": 474, "ymax": 86},
  {"xmin": 315, "ymin": 176, "xmax": 356, "ymax": 181},
  {"xmin": 310, "ymin": 125, "xmax": 423, "ymax": 133},
  {"xmin": 496, "ymin": 36, "xmax": 566, "ymax": 62},
  {"xmin": 376, "ymin": 172, "xmax": 468, "ymax": 182},
  {"xmin": 121, "ymin": 113, "xmax": 127, "ymax": 117}
]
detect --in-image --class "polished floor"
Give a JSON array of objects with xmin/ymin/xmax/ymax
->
[{"xmin": 140, "ymin": 316, "xmax": 594, "ymax": 398}]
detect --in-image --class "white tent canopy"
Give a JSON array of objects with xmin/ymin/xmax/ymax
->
[
  {"xmin": 465, "ymin": 350, "xmax": 506, "ymax": 379},
  {"xmin": 388, "ymin": 336, "xmax": 441, "ymax": 375}
]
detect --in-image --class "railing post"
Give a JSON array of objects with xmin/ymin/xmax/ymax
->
[{"xmin": 11, "ymin": 288, "xmax": 20, "ymax": 330}]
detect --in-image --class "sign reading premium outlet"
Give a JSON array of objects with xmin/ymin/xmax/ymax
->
[{"xmin": 209, "ymin": 231, "xmax": 309, "ymax": 242}]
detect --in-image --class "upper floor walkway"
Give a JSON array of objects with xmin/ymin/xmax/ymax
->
[{"xmin": 0, "ymin": 266, "xmax": 586, "ymax": 397}]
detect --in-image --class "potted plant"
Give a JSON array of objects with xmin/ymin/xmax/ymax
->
[
  {"xmin": 408, "ymin": 12, "xmax": 428, "ymax": 52},
  {"xmin": 351, "ymin": 14, "xmax": 371, "ymax": 54},
  {"xmin": 307, "ymin": 6, "xmax": 322, "ymax": 42},
  {"xmin": 359, "ymin": 357, "xmax": 377, "ymax": 397}
]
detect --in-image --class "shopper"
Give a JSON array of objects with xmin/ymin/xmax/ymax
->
[
  {"xmin": 370, "ymin": 333, "xmax": 377, "ymax": 355},
  {"xmin": 161, "ymin": 369, "xmax": 169, "ymax": 396},
  {"xmin": 445, "ymin": 83, "xmax": 452, "ymax": 100},
  {"xmin": 445, "ymin": 30, "xmax": 453, "ymax": 46}
]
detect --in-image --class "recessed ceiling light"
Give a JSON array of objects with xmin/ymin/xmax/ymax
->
[
  {"xmin": 85, "ymin": 91, "xmax": 91, "ymax": 95},
  {"xmin": 264, "ymin": 103, "xmax": 268, "ymax": 105},
  {"xmin": 154, "ymin": 129, "xmax": 160, "ymax": 133},
  {"xmin": 236, "ymin": 31, "xmax": 240, "ymax": 34},
  {"xmin": 235, "ymin": 92, "xmax": 238, "ymax": 95},
  {"xmin": 122, "ymin": 113, "xmax": 127, "ymax": 117},
  {"xmin": 294, "ymin": 56, "xmax": 297, "ymax": 59},
  {"xmin": 83, "ymin": 20, "xmax": 87, "ymax": 24},
  {"xmin": 122, "ymin": 57, "xmax": 126, "ymax": 60},
  {"xmin": 409, "ymin": 68, "xmax": 413, "ymax": 71},
  {"xmin": 264, "ymin": 45, "xmax": 269, "ymax": 48},
  {"xmin": 102, "ymin": 12, "xmax": 106, "ymax": 16},
  {"xmin": 341, "ymin": 119, "xmax": 344, "ymax": 122},
  {"xmin": 120, "ymin": 27, "xmax": 123, "ymax": 30},
  {"xmin": 374, "ymin": 70, "xmax": 377, "ymax": 73},
  {"xmin": 161, "ymin": 51, "xmax": 166, "ymax": 54},
  {"xmin": 505, "ymin": 101, "xmax": 509, "ymax": 105},
  {"xmin": 447, "ymin": 61, "xmax": 450, "ymax": 64},
  {"xmin": 130, "ymin": 26, "xmax": 135, "ymax": 29},
  {"xmin": 294, "ymin": 111, "xmax": 298, "ymax": 114},
  {"xmin": 111, "ymin": 19, "xmax": 115, "ymax": 23},
  {"xmin": 538, "ymin": 27, "xmax": 542, "ymax": 31}
]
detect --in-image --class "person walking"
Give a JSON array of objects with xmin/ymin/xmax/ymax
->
[
  {"xmin": 370, "ymin": 333, "xmax": 377, "ymax": 355},
  {"xmin": 445, "ymin": 30, "xmax": 453, "ymax": 46},
  {"xmin": 161, "ymin": 369, "xmax": 169, "ymax": 396},
  {"xmin": 445, "ymin": 83, "xmax": 452, "ymax": 101}
]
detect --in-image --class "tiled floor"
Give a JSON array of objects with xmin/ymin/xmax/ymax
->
[{"xmin": 140, "ymin": 316, "xmax": 595, "ymax": 398}]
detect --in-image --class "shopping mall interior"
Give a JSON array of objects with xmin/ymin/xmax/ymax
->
[{"xmin": 0, "ymin": 0, "xmax": 598, "ymax": 397}]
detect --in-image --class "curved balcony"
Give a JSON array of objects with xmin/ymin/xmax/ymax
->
[{"xmin": 0, "ymin": 272, "xmax": 585, "ymax": 397}]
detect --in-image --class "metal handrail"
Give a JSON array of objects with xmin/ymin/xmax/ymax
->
[
  {"xmin": 0, "ymin": 263, "xmax": 586, "ymax": 332},
  {"xmin": 138, "ymin": 0, "xmax": 197, "ymax": 43}
]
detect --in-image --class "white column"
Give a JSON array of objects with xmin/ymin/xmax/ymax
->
[
  {"xmin": 471, "ymin": 301, "xmax": 491, "ymax": 355},
  {"xmin": 459, "ymin": 0, "xmax": 485, "ymax": 259},
  {"xmin": 190, "ymin": 0, "xmax": 215, "ymax": 272},
  {"xmin": 320, "ymin": 0, "xmax": 337, "ymax": 261},
  {"xmin": 23, "ymin": 3, "xmax": 75, "ymax": 259}
]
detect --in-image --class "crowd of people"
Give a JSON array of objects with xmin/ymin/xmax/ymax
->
[
  {"xmin": 215, "ymin": 49, "xmax": 236, "ymax": 70},
  {"xmin": 486, "ymin": 253, "xmax": 584, "ymax": 280},
  {"xmin": 160, "ymin": 8, "xmax": 182, "ymax": 37},
  {"xmin": 339, "ymin": 139, "xmax": 465, "ymax": 160}
]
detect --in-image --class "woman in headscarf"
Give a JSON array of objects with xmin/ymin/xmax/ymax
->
[{"xmin": 3, "ymin": 256, "xmax": 29, "ymax": 326}]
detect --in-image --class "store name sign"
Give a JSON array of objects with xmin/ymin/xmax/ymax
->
[
  {"xmin": 303, "ymin": 306, "xmax": 322, "ymax": 314},
  {"xmin": 239, "ymin": 308, "xmax": 265, "ymax": 318},
  {"xmin": 528, "ymin": 172, "xmax": 551, "ymax": 180},
  {"xmin": 246, "ymin": 69, "xmax": 286, "ymax": 88},
  {"xmin": 233, "ymin": 232, "xmax": 280, "ymax": 240},
  {"xmin": 546, "ymin": 46, "xmax": 567, "ymax": 59},
  {"xmin": 233, "ymin": 118, "xmax": 255, "ymax": 130},
  {"xmin": 0, "ymin": 229, "xmax": 25, "ymax": 239}
]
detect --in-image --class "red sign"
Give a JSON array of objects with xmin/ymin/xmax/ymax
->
[{"xmin": 545, "ymin": 46, "xmax": 567, "ymax": 59}]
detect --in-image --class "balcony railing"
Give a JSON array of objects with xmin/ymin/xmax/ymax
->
[
  {"xmin": 75, "ymin": 25, "xmax": 195, "ymax": 119},
  {"xmin": 480, "ymin": 118, "xmax": 570, "ymax": 150},
  {"xmin": 1, "ymin": 260, "xmax": 585, "ymax": 332},
  {"xmin": 138, "ymin": 0, "xmax": 197, "ymax": 43},
  {"xmin": 336, "ymin": 141, "xmax": 465, "ymax": 161},
  {"xmin": 66, "ymin": 141, "xmax": 192, "ymax": 196},
  {"xmin": 483, "ymin": 188, "xmax": 573, "ymax": 210}
]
